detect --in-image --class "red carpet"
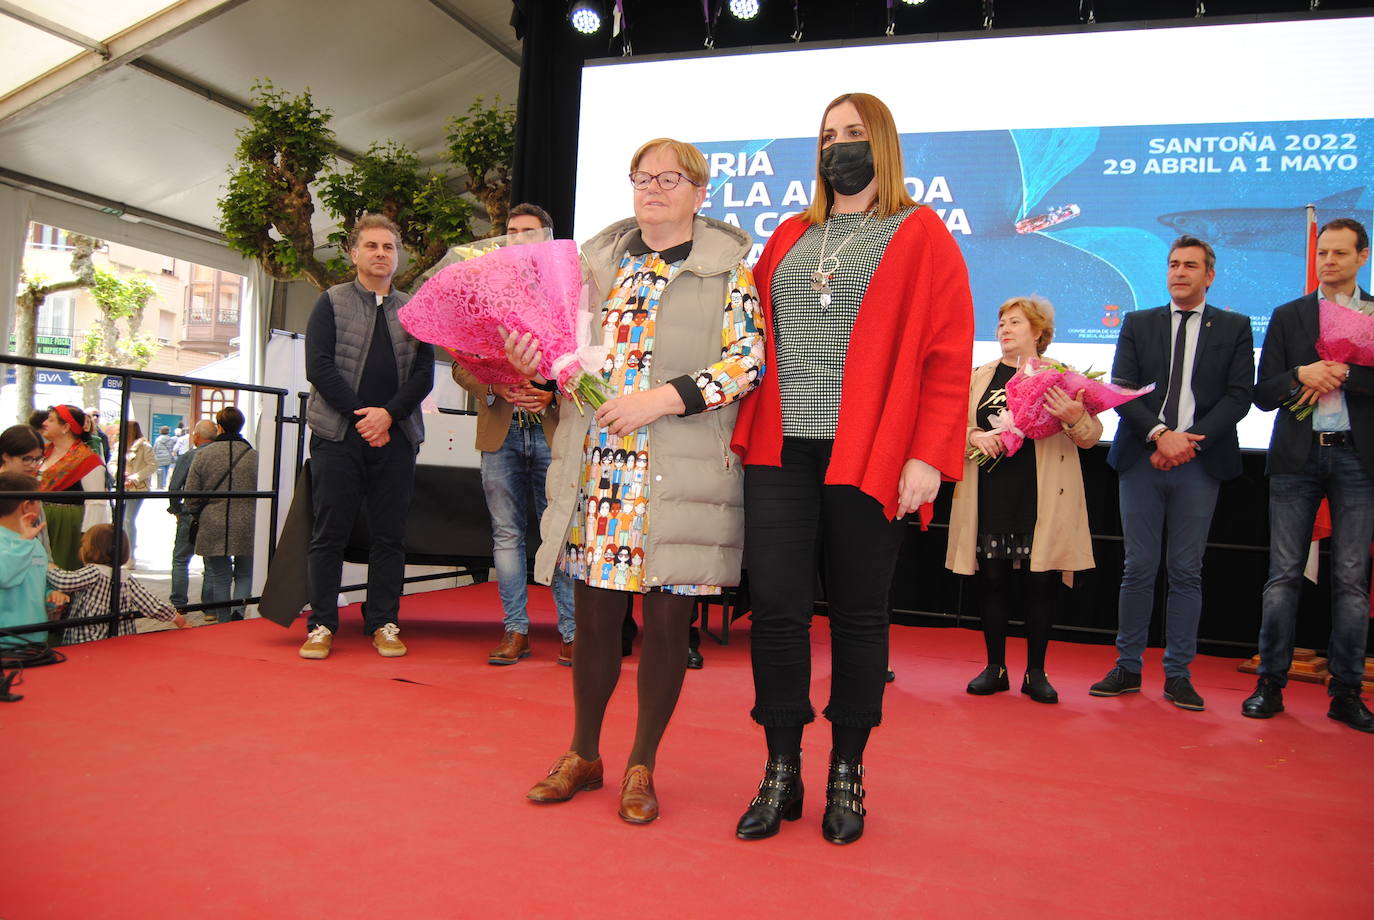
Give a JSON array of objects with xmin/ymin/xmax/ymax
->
[{"xmin": 5, "ymin": 583, "xmax": 1370, "ymax": 919}]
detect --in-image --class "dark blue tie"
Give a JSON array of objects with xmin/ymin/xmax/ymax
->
[{"xmin": 1162, "ymin": 310, "xmax": 1195, "ymax": 430}]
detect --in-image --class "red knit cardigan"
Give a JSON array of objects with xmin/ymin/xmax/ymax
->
[{"xmin": 730, "ymin": 206, "xmax": 974, "ymax": 521}]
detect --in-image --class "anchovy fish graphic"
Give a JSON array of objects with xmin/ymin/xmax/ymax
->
[{"xmin": 1156, "ymin": 188, "xmax": 1365, "ymax": 252}]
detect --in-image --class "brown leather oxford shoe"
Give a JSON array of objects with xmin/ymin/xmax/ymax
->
[
  {"xmin": 617, "ymin": 764, "xmax": 658, "ymax": 824},
  {"xmin": 527, "ymin": 751, "xmax": 603, "ymax": 803},
  {"xmin": 489, "ymin": 630, "xmax": 530, "ymax": 666}
]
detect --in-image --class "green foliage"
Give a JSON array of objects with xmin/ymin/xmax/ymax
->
[
  {"xmin": 77, "ymin": 270, "xmax": 161, "ymax": 373},
  {"xmin": 217, "ymin": 81, "xmax": 338, "ymax": 287},
  {"xmin": 218, "ymin": 81, "xmax": 513, "ymax": 290},
  {"xmin": 320, "ymin": 141, "xmax": 424, "ymax": 222},
  {"xmin": 320, "ymin": 142, "xmax": 476, "ymax": 286},
  {"xmin": 444, "ymin": 96, "xmax": 516, "ymax": 182},
  {"xmin": 91, "ymin": 269, "xmax": 156, "ymax": 320},
  {"xmin": 445, "ymin": 96, "xmax": 517, "ymax": 233},
  {"xmin": 238, "ymin": 80, "xmax": 335, "ymax": 176}
]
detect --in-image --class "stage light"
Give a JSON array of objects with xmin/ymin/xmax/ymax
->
[
  {"xmin": 900, "ymin": 0, "xmax": 927, "ymax": 5},
  {"xmin": 729, "ymin": 0, "xmax": 761, "ymax": 19},
  {"xmin": 569, "ymin": 0, "xmax": 602, "ymax": 34}
]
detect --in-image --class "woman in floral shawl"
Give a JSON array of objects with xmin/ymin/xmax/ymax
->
[{"xmin": 38, "ymin": 405, "xmax": 109, "ymax": 570}]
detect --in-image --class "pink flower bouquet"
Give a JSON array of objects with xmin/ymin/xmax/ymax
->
[
  {"xmin": 1282, "ymin": 300, "xmax": 1374, "ymax": 421},
  {"xmin": 1316, "ymin": 298, "xmax": 1374, "ymax": 365},
  {"xmin": 969, "ymin": 357, "xmax": 1154, "ymax": 467},
  {"xmin": 399, "ymin": 238, "xmax": 610, "ymax": 409}
]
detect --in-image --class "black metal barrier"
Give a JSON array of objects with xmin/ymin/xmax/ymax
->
[
  {"xmin": 0, "ymin": 359, "xmax": 491, "ymax": 647},
  {"xmin": 0, "ymin": 352, "xmax": 289, "ymax": 637}
]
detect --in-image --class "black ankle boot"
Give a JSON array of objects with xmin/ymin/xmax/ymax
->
[
  {"xmin": 966, "ymin": 664, "xmax": 1009, "ymax": 695},
  {"xmin": 1021, "ymin": 669, "xmax": 1059, "ymax": 704},
  {"xmin": 736, "ymin": 753, "xmax": 803, "ymax": 840},
  {"xmin": 821, "ymin": 752, "xmax": 865, "ymax": 845}
]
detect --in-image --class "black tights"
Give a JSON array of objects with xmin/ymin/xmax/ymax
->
[
  {"xmin": 976, "ymin": 559, "xmax": 1058, "ymax": 671},
  {"xmin": 764, "ymin": 724, "xmax": 870, "ymax": 763},
  {"xmin": 570, "ymin": 581, "xmax": 694, "ymax": 771}
]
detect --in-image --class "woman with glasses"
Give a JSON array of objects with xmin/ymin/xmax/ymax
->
[
  {"xmin": 731, "ymin": 93, "xmax": 974, "ymax": 844},
  {"xmin": 505, "ymin": 138, "xmax": 763, "ymax": 825},
  {"xmin": 37, "ymin": 406, "xmax": 109, "ymax": 570}
]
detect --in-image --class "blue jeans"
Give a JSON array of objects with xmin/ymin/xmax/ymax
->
[
  {"xmin": 1259, "ymin": 443, "xmax": 1374, "ymax": 693},
  {"xmin": 122, "ymin": 497, "xmax": 144, "ymax": 560},
  {"xmin": 481, "ymin": 418, "xmax": 575, "ymax": 641},
  {"xmin": 203, "ymin": 555, "xmax": 254, "ymax": 623},
  {"xmin": 1116, "ymin": 458, "xmax": 1220, "ymax": 679},
  {"xmin": 169, "ymin": 514, "xmax": 195, "ymax": 607}
]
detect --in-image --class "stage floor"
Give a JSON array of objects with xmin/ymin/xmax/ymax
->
[{"xmin": 6, "ymin": 583, "xmax": 1369, "ymax": 919}]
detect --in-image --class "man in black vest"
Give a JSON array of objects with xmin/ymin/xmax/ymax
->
[
  {"xmin": 1092, "ymin": 235, "xmax": 1254, "ymax": 711},
  {"xmin": 300, "ymin": 214, "xmax": 435, "ymax": 660},
  {"xmin": 1244, "ymin": 218, "xmax": 1374, "ymax": 733}
]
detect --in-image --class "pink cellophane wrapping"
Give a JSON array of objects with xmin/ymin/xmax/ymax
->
[
  {"xmin": 399, "ymin": 239, "xmax": 586, "ymax": 388},
  {"xmin": 1316, "ymin": 298, "xmax": 1374, "ymax": 365},
  {"xmin": 998, "ymin": 358, "xmax": 1155, "ymax": 455}
]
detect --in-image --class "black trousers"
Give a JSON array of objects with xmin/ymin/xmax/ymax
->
[
  {"xmin": 307, "ymin": 428, "xmax": 416, "ymax": 633},
  {"xmin": 745, "ymin": 438, "xmax": 907, "ymax": 729}
]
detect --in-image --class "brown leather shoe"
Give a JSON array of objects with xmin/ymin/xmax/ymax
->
[
  {"xmin": 489, "ymin": 630, "xmax": 530, "ymax": 665},
  {"xmin": 527, "ymin": 751, "xmax": 603, "ymax": 802},
  {"xmin": 558, "ymin": 640, "xmax": 574, "ymax": 667},
  {"xmin": 618, "ymin": 764, "xmax": 659, "ymax": 824}
]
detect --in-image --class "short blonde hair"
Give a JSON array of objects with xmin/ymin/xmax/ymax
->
[
  {"xmin": 999, "ymin": 295, "xmax": 1055, "ymax": 354},
  {"xmin": 630, "ymin": 138, "xmax": 708, "ymax": 187}
]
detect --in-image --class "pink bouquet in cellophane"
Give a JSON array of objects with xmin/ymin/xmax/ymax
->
[
  {"xmin": 970, "ymin": 357, "xmax": 1154, "ymax": 466},
  {"xmin": 1316, "ymin": 298, "xmax": 1374, "ymax": 365},
  {"xmin": 1282, "ymin": 300, "xmax": 1374, "ymax": 421},
  {"xmin": 399, "ymin": 238, "xmax": 610, "ymax": 408}
]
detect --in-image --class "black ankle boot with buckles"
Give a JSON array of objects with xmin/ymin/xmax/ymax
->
[
  {"xmin": 821, "ymin": 751, "xmax": 866, "ymax": 845},
  {"xmin": 736, "ymin": 752, "xmax": 803, "ymax": 840}
]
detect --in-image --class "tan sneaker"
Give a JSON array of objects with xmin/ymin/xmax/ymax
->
[
  {"xmin": 372, "ymin": 623, "xmax": 407, "ymax": 657},
  {"xmin": 299, "ymin": 625, "xmax": 332, "ymax": 659}
]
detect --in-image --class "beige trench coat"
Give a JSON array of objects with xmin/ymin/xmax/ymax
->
[{"xmin": 945, "ymin": 358, "xmax": 1102, "ymax": 581}]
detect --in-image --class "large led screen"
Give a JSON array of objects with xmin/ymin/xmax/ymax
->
[{"xmin": 575, "ymin": 17, "xmax": 1374, "ymax": 449}]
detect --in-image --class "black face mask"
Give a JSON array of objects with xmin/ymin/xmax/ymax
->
[{"xmin": 820, "ymin": 141, "xmax": 875, "ymax": 197}]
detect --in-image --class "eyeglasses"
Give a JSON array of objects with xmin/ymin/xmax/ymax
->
[
  {"xmin": 628, "ymin": 171, "xmax": 701, "ymax": 191},
  {"xmin": 19, "ymin": 454, "xmax": 42, "ymax": 467}
]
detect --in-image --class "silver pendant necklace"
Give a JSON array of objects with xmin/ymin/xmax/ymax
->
[{"xmin": 811, "ymin": 209, "xmax": 874, "ymax": 312}]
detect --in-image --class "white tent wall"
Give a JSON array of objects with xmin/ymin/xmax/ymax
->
[{"xmin": 0, "ymin": 186, "xmax": 34, "ymax": 357}]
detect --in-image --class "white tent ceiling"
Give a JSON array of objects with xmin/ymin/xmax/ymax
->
[{"xmin": 0, "ymin": 0, "xmax": 522, "ymax": 242}]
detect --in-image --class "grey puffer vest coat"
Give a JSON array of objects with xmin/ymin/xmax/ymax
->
[
  {"xmin": 535, "ymin": 215, "xmax": 753, "ymax": 590},
  {"xmin": 306, "ymin": 280, "xmax": 425, "ymax": 447}
]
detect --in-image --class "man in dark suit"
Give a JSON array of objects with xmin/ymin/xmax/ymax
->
[
  {"xmin": 1243, "ymin": 218, "xmax": 1374, "ymax": 733},
  {"xmin": 1092, "ymin": 235, "xmax": 1254, "ymax": 711}
]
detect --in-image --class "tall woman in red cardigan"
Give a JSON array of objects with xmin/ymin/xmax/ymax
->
[{"xmin": 731, "ymin": 93, "xmax": 973, "ymax": 845}]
